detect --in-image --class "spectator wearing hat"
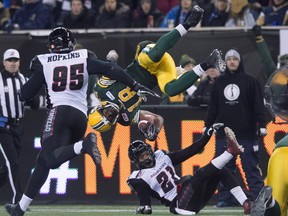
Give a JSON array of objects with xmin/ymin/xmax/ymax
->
[
  {"xmin": 204, "ymin": 48, "xmax": 267, "ymax": 207},
  {"xmin": 160, "ymin": 54, "xmax": 197, "ymax": 104},
  {"xmin": 225, "ymin": 0, "xmax": 256, "ymax": 27},
  {"xmin": 0, "ymin": 49, "xmax": 39, "ymax": 205}
]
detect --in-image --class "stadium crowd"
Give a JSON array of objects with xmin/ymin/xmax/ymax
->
[{"xmin": 0, "ymin": 0, "xmax": 287, "ymax": 31}]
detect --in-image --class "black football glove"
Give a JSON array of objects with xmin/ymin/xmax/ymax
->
[
  {"xmin": 252, "ymin": 25, "xmax": 262, "ymax": 37},
  {"xmin": 183, "ymin": 5, "xmax": 204, "ymax": 29},
  {"xmin": 205, "ymin": 123, "xmax": 224, "ymax": 136},
  {"xmin": 135, "ymin": 205, "xmax": 152, "ymax": 214},
  {"xmin": 139, "ymin": 122, "xmax": 159, "ymax": 141},
  {"xmin": 133, "ymin": 82, "xmax": 160, "ymax": 98}
]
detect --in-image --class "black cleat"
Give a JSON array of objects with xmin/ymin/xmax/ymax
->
[
  {"xmin": 251, "ymin": 186, "xmax": 272, "ymax": 216},
  {"xmin": 206, "ymin": 49, "xmax": 226, "ymax": 72},
  {"xmin": 81, "ymin": 132, "xmax": 101, "ymax": 165},
  {"xmin": 5, "ymin": 203, "xmax": 25, "ymax": 216},
  {"xmin": 184, "ymin": 5, "xmax": 204, "ymax": 28}
]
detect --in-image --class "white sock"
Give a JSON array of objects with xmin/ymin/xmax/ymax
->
[
  {"xmin": 19, "ymin": 194, "xmax": 33, "ymax": 211},
  {"xmin": 175, "ymin": 24, "xmax": 187, "ymax": 36},
  {"xmin": 211, "ymin": 151, "xmax": 233, "ymax": 169},
  {"xmin": 193, "ymin": 64, "xmax": 205, "ymax": 77},
  {"xmin": 73, "ymin": 140, "xmax": 83, "ymax": 155},
  {"xmin": 230, "ymin": 186, "xmax": 248, "ymax": 205}
]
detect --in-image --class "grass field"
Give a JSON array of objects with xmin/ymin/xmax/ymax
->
[{"xmin": 0, "ymin": 204, "xmax": 246, "ymax": 215}]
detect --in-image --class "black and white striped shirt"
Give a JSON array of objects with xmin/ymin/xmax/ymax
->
[{"xmin": 0, "ymin": 70, "xmax": 28, "ymax": 119}]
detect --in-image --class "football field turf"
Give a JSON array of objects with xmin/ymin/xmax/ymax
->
[{"xmin": 0, "ymin": 204, "xmax": 246, "ymax": 215}]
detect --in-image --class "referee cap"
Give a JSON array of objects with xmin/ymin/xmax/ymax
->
[{"xmin": 4, "ymin": 49, "xmax": 20, "ymax": 61}]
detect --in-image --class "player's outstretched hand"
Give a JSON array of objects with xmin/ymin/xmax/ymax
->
[
  {"xmin": 184, "ymin": 5, "xmax": 204, "ymax": 28},
  {"xmin": 133, "ymin": 83, "xmax": 160, "ymax": 98},
  {"xmin": 252, "ymin": 25, "xmax": 262, "ymax": 37}
]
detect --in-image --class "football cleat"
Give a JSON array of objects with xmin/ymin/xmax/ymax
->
[
  {"xmin": 184, "ymin": 5, "xmax": 204, "ymax": 28},
  {"xmin": 224, "ymin": 127, "xmax": 244, "ymax": 156},
  {"xmin": 206, "ymin": 49, "xmax": 226, "ymax": 72},
  {"xmin": 251, "ymin": 186, "xmax": 272, "ymax": 216},
  {"xmin": 243, "ymin": 199, "xmax": 252, "ymax": 215},
  {"xmin": 81, "ymin": 132, "xmax": 101, "ymax": 165},
  {"xmin": 5, "ymin": 203, "xmax": 25, "ymax": 216}
]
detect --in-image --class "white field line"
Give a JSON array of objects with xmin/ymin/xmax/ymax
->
[{"xmin": 29, "ymin": 208, "xmax": 243, "ymax": 213}]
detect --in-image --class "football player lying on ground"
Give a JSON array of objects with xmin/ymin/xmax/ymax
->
[{"xmin": 127, "ymin": 125, "xmax": 252, "ymax": 215}]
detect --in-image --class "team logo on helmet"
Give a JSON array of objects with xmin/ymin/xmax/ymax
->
[{"xmin": 88, "ymin": 101, "xmax": 120, "ymax": 132}]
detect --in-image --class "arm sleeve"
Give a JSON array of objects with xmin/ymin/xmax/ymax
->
[
  {"xmin": 167, "ymin": 133, "xmax": 212, "ymax": 166},
  {"xmin": 128, "ymin": 179, "xmax": 152, "ymax": 206},
  {"xmin": 87, "ymin": 51, "xmax": 136, "ymax": 90},
  {"xmin": 19, "ymin": 57, "xmax": 45, "ymax": 101},
  {"xmin": 256, "ymin": 39, "xmax": 277, "ymax": 78}
]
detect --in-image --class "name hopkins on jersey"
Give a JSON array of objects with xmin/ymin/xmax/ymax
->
[{"xmin": 47, "ymin": 52, "xmax": 80, "ymax": 62}]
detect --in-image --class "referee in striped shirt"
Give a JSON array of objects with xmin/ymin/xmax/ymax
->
[{"xmin": 0, "ymin": 49, "xmax": 39, "ymax": 204}]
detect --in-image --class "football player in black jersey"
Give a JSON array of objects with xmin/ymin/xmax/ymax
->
[{"xmin": 127, "ymin": 125, "xmax": 252, "ymax": 215}]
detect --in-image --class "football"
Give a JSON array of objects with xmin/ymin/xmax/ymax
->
[{"xmin": 138, "ymin": 114, "xmax": 157, "ymax": 130}]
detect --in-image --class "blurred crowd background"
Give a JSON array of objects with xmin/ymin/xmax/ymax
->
[{"xmin": 0, "ymin": 0, "xmax": 287, "ymax": 32}]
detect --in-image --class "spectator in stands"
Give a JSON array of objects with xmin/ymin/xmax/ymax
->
[
  {"xmin": 160, "ymin": 0, "xmax": 195, "ymax": 28},
  {"xmin": 94, "ymin": 0, "xmax": 131, "ymax": 28},
  {"xmin": 132, "ymin": 0, "xmax": 163, "ymax": 28},
  {"xmin": 60, "ymin": 0, "xmax": 95, "ymax": 29},
  {"xmin": 42, "ymin": 0, "xmax": 63, "ymax": 26},
  {"xmin": 4, "ymin": 0, "xmax": 53, "ymax": 31},
  {"xmin": 256, "ymin": 0, "xmax": 288, "ymax": 26},
  {"xmin": 201, "ymin": 0, "xmax": 230, "ymax": 27},
  {"xmin": 156, "ymin": 0, "xmax": 179, "ymax": 15},
  {"xmin": 56, "ymin": 0, "xmax": 96, "ymax": 26},
  {"xmin": 160, "ymin": 54, "xmax": 197, "ymax": 104},
  {"xmin": 225, "ymin": 0, "xmax": 256, "ymax": 27},
  {"xmin": 2, "ymin": 0, "xmax": 22, "ymax": 18},
  {"xmin": 187, "ymin": 67, "xmax": 221, "ymax": 108},
  {"xmin": 0, "ymin": 1, "xmax": 10, "ymax": 30},
  {"xmin": 249, "ymin": 0, "xmax": 271, "ymax": 20}
]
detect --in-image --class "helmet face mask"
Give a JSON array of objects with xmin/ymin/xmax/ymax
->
[
  {"xmin": 48, "ymin": 27, "xmax": 76, "ymax": 53},
  {"xmin": 128, "ymin": 140, "xmax": 155, "ymax": 169},
  {"xmin": 88, "ymin": 101, "xmax": 120, "ymax": 132}
]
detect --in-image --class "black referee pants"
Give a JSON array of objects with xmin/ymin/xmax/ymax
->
[{"xmin": 0, "ymin": 125, "xmax": 24, "ymax": 204}]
